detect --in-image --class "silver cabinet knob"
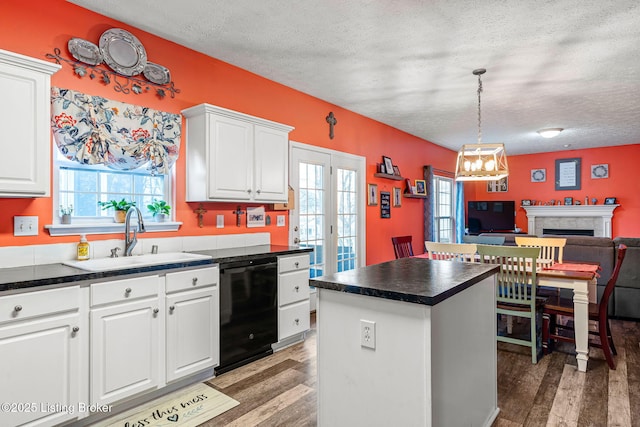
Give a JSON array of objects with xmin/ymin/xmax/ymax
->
[
  {"xmin": 169, "ymin": 305, "xmax": 175, "ymax": 312},
  {"xmin": 14, "ymin": 305, "xmax": 22, "ymax": 312},
  {"xmin": 294, "ymin": 318, "xmax": 299, "ymax": 325},
  {"xmin": 294, "ymin": 286, "xmax": 300, "ymax": 292},
  {"xmin": 192, "ymin": 277, "xmax": 198, "ymax": 286},
  {"xmin": 153, "ymin": 308, "xmax": 159, "ymax": 314},
  {"xmin": 125, "ymin": 288, "xmax": 132, "ymax": 294},
  {"xmin": 247, "ymin": 189, "xmax": 252, "ymax": 193},
  {"xmin": 256, "ymin": 189, "xmax": 261, "ymax": 194},
  {"xmin": 294, "ymin": 262, "xmax": 299, "ymax": 268},
  {"xmin": 72, "ymin": 326, "xmax": 80, "ymax": 333}
]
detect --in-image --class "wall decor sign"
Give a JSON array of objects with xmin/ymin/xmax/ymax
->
[
  {"xmin": 531, "ymin": 168, "xmax": 546, "ymax": 182},
  {"xmin": 555, "ymin": 158, "xmax": 581, "ymax": 190},
  {"xmin": 380, "ymin": 191, "xmax": 391, "ymax": 218},
  {"xmin": 564, "ymin": 197, "xmax": 573, "ymax": 206},
  {"xmin": 604, "ymin": 197, "xmax": 617, "ymax": 205},
  {"xmin": 487, "ymin": 176, "xmax": 508, "ymax": 192},
  {"xmin": 246, "ymin": 206, "xmax": 266, "ymax": 227},
  {"xmin": 368, "ymin": 183, "xmax": 378, "ymax": 206},
  {"xmin": 591, "ymin": 164, "xmax": 609, "ymax": 179},
  {"xmin": 521, "ymin": 199, "xmax": 532, "ymax": 206}
]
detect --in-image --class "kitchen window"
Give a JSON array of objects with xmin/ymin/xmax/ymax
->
[{"xmin": 47, "ymin": 151, "xmax": 178, "ymax": 236}]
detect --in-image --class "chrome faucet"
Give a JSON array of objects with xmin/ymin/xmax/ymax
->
[{"xmin": 124, "ymin": 206, "xmax": 146, "ymax": 256}]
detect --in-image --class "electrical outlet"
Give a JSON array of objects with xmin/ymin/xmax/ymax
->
[
  {"xmin": 360, "ymin": 319, "xmax": 376, "ymax": 349},
  {"xmin": 216, "ymin": 215, "xmax": 224, "ymax": 228},
  {"xmin": 277, "ymin": 215, "xmax": 285, "ymax": 227},
  {"xmin": 14, "ymin": 216, "xmax": 38, "ymax": 236}
]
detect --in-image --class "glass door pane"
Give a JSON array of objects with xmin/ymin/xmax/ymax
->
[
  {"xmin": 336, "ymin": 167, "xmax": 357, "ymax": 272},
  {"xmin": 299, "ymin": 162, "xmax": 327, "ymax": 278}
]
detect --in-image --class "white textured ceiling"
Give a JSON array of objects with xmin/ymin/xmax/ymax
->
[{"xmin": 69, "ymin": 0, "xmax": 640, "ymax": 155}]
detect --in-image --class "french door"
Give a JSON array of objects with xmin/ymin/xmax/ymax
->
[{"xmin": 289, "ymin": 142, "xmax": 365, "ymax": 278}]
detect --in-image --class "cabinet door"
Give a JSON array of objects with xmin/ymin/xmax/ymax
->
[
  {"xmin": 90, "ymin": 297, "xmax": 161, "ymax": 406},
  {"xmin": 254, "ymin": 125, "xmax": 289, "ymax": 202},
  {"xmin": 166, "ymin": 287, "xmax": 219, "ymax": 382},
  {"xmin": 208, "ymin": 114, "xmax": 253, "ymax": 200},
  {"xmin": 0, "ymin": 50, "xmax": 59, "ymax": 197},
  {"xmin": 0, "ymin": 312, "xmax": 82, "ymax": 427}
]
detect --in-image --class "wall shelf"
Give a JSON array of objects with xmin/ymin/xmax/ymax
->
[
  {"xmin": 404, "ymin": 194, "xmax": 427, "ymax": 199},
  {"xmin": 373, "ymin": 173, "xmax": 403, "ymax": 181}
]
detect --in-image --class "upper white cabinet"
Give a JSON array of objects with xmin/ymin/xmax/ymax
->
[
  {"xmin": 182, "ymin": 103, "xmax": 294, "ymax": 202},
  {"xmin": 0, "ymin": 49, "xmax": 60, "ymax": 197}
]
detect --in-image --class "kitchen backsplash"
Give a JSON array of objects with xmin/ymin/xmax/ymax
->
[{"xmin": 0, "ymin": 232, "xmax": 270, "ymax": 269}]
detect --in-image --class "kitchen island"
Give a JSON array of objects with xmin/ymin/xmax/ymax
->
[{"xmin": 310, "ymin": 257, "xmax": 500, "ymax": 427}]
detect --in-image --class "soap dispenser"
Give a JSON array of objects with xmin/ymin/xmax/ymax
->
[{"xmin": 77, "ymin": 234, "xmax": 90, "ymax": 260}]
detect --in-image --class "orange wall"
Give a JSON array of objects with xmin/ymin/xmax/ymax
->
[
  {"xmin": 464, "ymin": 144, "xmax": 640, "ymax": 237},
  {"xmin": 0, "ymin": 0, "xmax": 455, "ymax": 265}
]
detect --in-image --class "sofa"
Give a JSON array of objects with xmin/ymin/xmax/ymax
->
[{"xmin": 479, "ymin": 233, "xmax": 639, "ymax": 320}]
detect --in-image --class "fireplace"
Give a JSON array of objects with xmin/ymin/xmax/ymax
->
[
  {"xmin": 522, "ymin": 205, "xmax": 618, "ymax": 238},
  {"xmin": 543, "ymin": 228, "xmax": 594, "ymax": 236}
]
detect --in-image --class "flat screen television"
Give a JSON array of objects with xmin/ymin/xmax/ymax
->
[{"xmin": 467, "ymin": 200, "xmax": 515, "ymax": 233}]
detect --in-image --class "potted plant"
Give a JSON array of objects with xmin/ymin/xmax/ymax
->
[
  {"xmin": 60, "ymin": 204, "xmax": 73, "ymax": 224},
  {"xmin": 98, "ymin": 199, "xmax": 135, "ymax": 223},
  {"xmin": 147, "ymin": 199, "xmax": 171, "ymax": 222}
]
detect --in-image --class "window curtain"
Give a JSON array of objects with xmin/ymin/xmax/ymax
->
[
  {"xmin": 423, "ymin": 165, "xmax": 434, "ymax": 244},
  {"xmin": 455, "ymin": 181, "xmax": 465, "ymax": 243},
  {"xmin": 51, "ymin": 87, "xmax": 181, "ymax": 175}
]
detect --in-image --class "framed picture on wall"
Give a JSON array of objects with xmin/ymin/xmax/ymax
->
[
  {"xmin": 393, "ymin": 187, "xmax": 402, "ymax": 207},
  {"xmin": 591, "ymin": 164, "xmax": 609, "ymax": 179},
  {"xmin": 555, "ymin": 158, "xmax": 581, "ymax": 190},
  {"xmin": 382, "ymin": 156, "xmax": 394, "ymax": 175},
  {"xmin": 368, "ymin": 183, "xmax": 378, "ymax": 206},
  {"xmin": 531, "ymin": 168, "xmax": 546, "ymax": 182},
  {"xmin": 564, "ymin": 197, "xmax": 573, "ymax": 206},
  {"xmin": 604, "ymin": 197, "xmax": 617, "ymax": 205},
  {"xmin": 487, "ymin": 176, "xmax": 508, "ymax": 192},
  {"xmin": 415, "ymin": 179, "xmax": 426, "ymax": 195}
]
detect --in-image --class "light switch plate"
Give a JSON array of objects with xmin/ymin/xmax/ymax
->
[
  {"xmin": 216, "ymin": 215, "xmax": 224, "ymax": 228},
  {"xmin": 14, "ymin": 216, "xmax": 38, "ymax": 236},
  {"xmin": 277, "ymin": 215, "xmax": 285, "ymax": 227}
]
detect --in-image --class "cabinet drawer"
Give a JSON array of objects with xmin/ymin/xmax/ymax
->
[
  {"xmin": 91, "ymin": 275, "xmax": 159, "ymax": 306},
  {"xmin": 278, "ymin": 254, "xmax": 310, "ymax": 273},
  {"xmin": 0, "ymin": 286, "xmax": 80, "ymax": 324},
  {"xmin": 166, "ymin": 266, "xmax": 219, "ymax": 293},
  {"xmin": 278, "ymin": 301, "xmax": 310, "ymax": 340},
  {"xmin": 279, "ymin": 270, "xmax": 310, "ymax": 306}
]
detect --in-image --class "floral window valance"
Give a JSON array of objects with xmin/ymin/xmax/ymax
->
[{"xmin": 51, "ymin": 87, "xmax": 181, "ymax": 175}]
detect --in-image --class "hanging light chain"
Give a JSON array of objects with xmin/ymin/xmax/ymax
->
[{"xmin": 477, "ymin": 72, "xmax": 483, "ymax": 145}]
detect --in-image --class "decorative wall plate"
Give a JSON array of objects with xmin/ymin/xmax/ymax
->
[
  {"xmin": 531, "ymin": 168, "xmax": 546, "ymax": 182},
  {"xmin": 67, "ymin": 38, "xmax": 102, "ymax": 65},
  {"xmin": 143, "ymin": 62, "xmax": 171, "ymax": 85},
  {"xmin": 99, "ymin": 28, "xmax": 147, "ymax": 76},
  {"xmin": 591, "ymin": 164, "xmax": 609, "ymax": 179}
]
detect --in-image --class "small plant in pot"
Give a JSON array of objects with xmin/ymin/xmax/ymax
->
[
  {"xmin": 147, "ymin": 199, "xmax": 171, "ymax": 222},
  {"xmin": 98, "ymin": 199, "xmax": 136, "ymax": 223},
  {"xmin": 60, "ymin": 204, "xmax": 73, "ymax": 224}
]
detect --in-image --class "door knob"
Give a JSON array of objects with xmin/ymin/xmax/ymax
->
[{"xmin": 294, "ymin": 237, "xmax": 300, "ymax": 244}]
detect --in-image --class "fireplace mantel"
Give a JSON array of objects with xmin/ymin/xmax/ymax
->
[{"xmin": 523, "ymin": 204, "xmax": 619, "ymax": 237}]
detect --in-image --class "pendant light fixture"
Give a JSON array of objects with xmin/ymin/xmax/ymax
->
[{"xmin": 455, "ymin": 68, "xmax": 509, "ymax": 181}]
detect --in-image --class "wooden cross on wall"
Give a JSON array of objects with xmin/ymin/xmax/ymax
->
[
  {"xmin": 326, "ymin": 112, "xmax": 337, "ymax": 139},
  {"xmin": 233, "ymin": 205, "xmax": 245, "ymax": 227},
  {"xmin": 193, "ymin": 203, "xmax": 207, "ymax": 228}
]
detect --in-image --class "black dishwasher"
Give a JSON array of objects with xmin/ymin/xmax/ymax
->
[{"xmin": 216, "ymin": 256, "xmax": 278, "ymax": 375}]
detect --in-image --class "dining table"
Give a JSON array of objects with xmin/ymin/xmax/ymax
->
[{"xmin": 537, "ymin": 263, "xmax": 599, "ymax": 372}]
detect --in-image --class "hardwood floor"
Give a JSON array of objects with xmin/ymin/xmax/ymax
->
[{"xmin": 202, "ymin": 314, "xmax": 640, "ymax": 426}]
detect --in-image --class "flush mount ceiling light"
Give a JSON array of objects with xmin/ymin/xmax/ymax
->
[
  {"xmin": 538, "ymin": 128, "xmax": 563, "ymax": 138},
  {"xmin": 455, "ymin": 69, "xmax": 509, "ymax": 181}
]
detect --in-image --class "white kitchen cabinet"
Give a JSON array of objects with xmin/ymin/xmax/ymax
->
[
  {"xmin": 0, "ymin": 286, "xmax": 84, "ymax": 427},
  {"xmin": 274, "ymin": 254, "xmax": 310, "ymax": 350},
  {"xmin": 0, "ymin": 49, "xmax": 60, "ymax": 197},
  {"xmin": 90, "ymin": 275, "xmax": 162, "ymax": 407},
  {"xmin": 165, "ymin": 266, "xmax": 219, "ymax": 383},
  {"xmin": 182, "ymin": 103, "xmax": 294, "ymax": 202}
]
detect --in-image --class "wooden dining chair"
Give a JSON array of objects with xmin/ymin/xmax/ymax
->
[
  {"xmin": 391, "ymin": 236, "xmax": 414, "ymax": 259},
  {"xmin": 542, "ymin": 244, "xmax": 627, "ymax": 369},
  {"xmin": 477, "ymin": 244, "xmax": 543, "ymax": 364},
  {"xmin": 424, "ymin": 241, "xmax": 478, "ymax": 262},
  {"xmin": 515, "ymin": 236, "xmax": 566, "ymax": 266}
]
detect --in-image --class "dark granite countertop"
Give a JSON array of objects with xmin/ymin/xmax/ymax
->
[
  {"xmin": 310, "ymin": 257, "xmax": 499, "ymax": 306},
  {"xmin": 0, "ymin": 245, "xmax": 312, "ymax": 293}
]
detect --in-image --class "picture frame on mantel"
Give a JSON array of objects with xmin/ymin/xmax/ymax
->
[{"xmin": 555, "ymin": 157, "xmax": 581, "ymax": 190}]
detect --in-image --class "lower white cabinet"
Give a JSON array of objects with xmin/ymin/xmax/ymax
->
[
  {"xmin": 165, "ymin": 266, "xmax": 219, "ymax": 383},
  {"xmin": 276, "ymin": 254, "xmax": 311, "ymax": 347},
  {"xmin": 0, "ymin": 286, "xmax": 84, "ymax": 427},
  {"xmin": 90, "ymin": 275, "xmax": 162, "ymax": 406}
]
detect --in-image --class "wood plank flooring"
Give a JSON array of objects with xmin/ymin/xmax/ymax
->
[{"xmin": 202, "ymin": 314, "xmax": 640, "ymax": 426}]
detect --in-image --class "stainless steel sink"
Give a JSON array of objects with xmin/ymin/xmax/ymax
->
[{"xmin": 63, "ymin": 252, "xmax": 212, "ymax": 272}]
